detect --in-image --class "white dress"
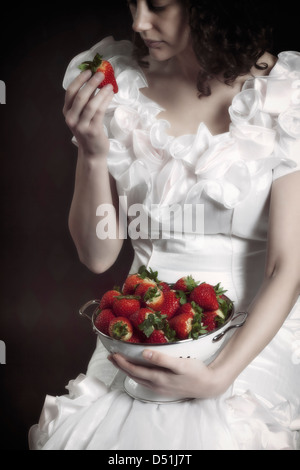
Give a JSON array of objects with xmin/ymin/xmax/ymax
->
[{"xmin": 29, "ymin": 37, "xmax": 300, "ymax": 450}]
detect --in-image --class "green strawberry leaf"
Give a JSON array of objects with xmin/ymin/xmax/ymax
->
[
  {"xmin": 184, "ymin": 275, "xmax": 199, "ymax": 291},
  {"xmin": 144, "ymin": 287, "xmax": 161, "ymax": 301},
  {"xmin": 163, "ymin": 322, "xmax": 177, "ymax": 342},
  {"xmin": 138, "ymin": 265, "xmax": 159, "ymax": 282},
  {"xmin": 139, "ymin": 312, "xmax": 169, "ymax": 337},
  {"xmin": 217, "ymin": 297, "xmax": 233, "ymax": 318},
  {"xmin": 78, "ymin": 53, "xmax": 103, "ymax": 74},
  {"xmin": 190, "ymin": 301, "xmax": 203, "ymax": 316},
  {"xmin": 175, "ymin": 290, "xmax": 187, "ymax": 305},
  {"xmin": 214, "ymin": 282, "xmax": 227, "ymax": 296},
  {"xmin": 188, "ymin": 312, "xmax": 207, "ymax": 339}
]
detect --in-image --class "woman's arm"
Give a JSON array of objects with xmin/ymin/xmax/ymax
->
[
  {"xmin": 110, "ymin": 171, "xmax": 300, "ymax": 399},
  {"xmin": 63, "ymin": 70, "xmax": 124, "ymax": 273}
]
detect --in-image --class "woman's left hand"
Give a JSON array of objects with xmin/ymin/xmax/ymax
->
[{"xmin": 109, "ymin": 350, "xmax": 226, "ymax": 399}]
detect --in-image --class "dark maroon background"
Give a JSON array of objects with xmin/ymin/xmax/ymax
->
[{"xmin": 0, "ymin": 1, "xmax": 298, "ymax": 450}]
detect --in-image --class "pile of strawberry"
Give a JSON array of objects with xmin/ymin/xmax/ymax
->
[{"xmin": 94, "ymin": 266, "xmax": 233, "ymax": 344}]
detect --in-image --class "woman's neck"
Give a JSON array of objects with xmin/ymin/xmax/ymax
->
[{"xmin": 147, "ymin": 43, "xmax": 201, "ymax": 86}]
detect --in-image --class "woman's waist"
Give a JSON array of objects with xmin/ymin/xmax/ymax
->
[{"xmin": 132, "ymin": 235, "xmax": 266, "ymax": 268}]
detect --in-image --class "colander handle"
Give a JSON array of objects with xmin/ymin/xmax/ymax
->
[
  {"xmin": 212, "ymin": 311, "xmax": 248, "ymax": 343},
  {"xmin": 79, "ymin": 299, "xmax": 100, "ymax": 322}
]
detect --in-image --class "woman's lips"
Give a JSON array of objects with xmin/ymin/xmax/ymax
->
[{"xmin": 144, "ymin": 40, "xmax": 164, "ymax": 49}]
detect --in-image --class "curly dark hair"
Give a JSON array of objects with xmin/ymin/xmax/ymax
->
[{"xmin": 132, "ymin": 0, "xmax": 274, "ymax": 96}]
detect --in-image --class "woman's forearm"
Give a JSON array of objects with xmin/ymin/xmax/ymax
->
[
  {"xmin": 68, "ymin": 149, "xmax": 123, "ymax": 273},
  {"xmin": 210, "ymin": 267, "xmax": 300, "ymax": 390}
]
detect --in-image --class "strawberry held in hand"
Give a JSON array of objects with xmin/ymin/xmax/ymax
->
[{"xmin": 79, "ymin": 53, "xmax": 118, "ymax": 93}]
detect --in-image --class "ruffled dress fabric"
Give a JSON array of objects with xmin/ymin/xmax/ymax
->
[{"xmin": 29, "ymin": 37, "xmax": 300, "ymax": 450}]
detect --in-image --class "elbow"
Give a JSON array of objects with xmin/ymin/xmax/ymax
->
[
  {"xmin": 68, "ymin": 220, "xmax": 123, "ymax": 274},
  {"xmin": 68, "ymin": 225, "xmax": 117, "ymax": 274},
  {"xmin": 78, "ymin": 252, "xmax": 116, "ymax": 274}
]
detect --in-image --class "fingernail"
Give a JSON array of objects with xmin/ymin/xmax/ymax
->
[{"xmin": 143, "ymin": 350, "xmax": 153, "ymax": 360}]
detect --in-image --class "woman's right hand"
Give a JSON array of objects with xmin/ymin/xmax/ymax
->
[{"xmin": 63, "ymin": 70, "xmax": 114, "ymax": 159}]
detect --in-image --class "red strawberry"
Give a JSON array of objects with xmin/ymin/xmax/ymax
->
[
  {"xmin": 190, "ymin": 283, "xmax": 219, "ymax": 311},
  {"xmin": 159, "ymin": 290, "xmax": 181, "ymax": 319},
  {"xmin": 127, "ymin": 332, "xmax": 143, "ymax": 343},
  {"xmin": 99, "ymin": 289, "xmax": 121, "ymax": 310},
  {"xmin": 177, "ymin": 301, "xmax": 202, "ymax": 317},
  {"xmin": 145, "ymin": 330, "xmax": 168, "ymax": 344},
  {"xmin": 202, "ymin": 311, "xmax": 218, "ymax": 332},
  {"xmin": 112, "ymin": 295, "xmax": 140, "ymax": 318},
  {"xmin": 94, "ymin": 308, "xmax": 115, "ymax": 336},
  {"xmin": 202, "ymin": 308, "xmax": 226, "ymax": 331},
  {"xmin": 122, "ymin": 273, "xmax": 143, "ymax": 295},
  {"xmin": 130, "ymin": 307, "xmax": 154, "ymax": 330},
  {"xmin": 142, "ymin": 286, "xmax": 164, "ymax": 311},
  {"xmin": 78, "ymin": 53, "xmax": 118, "ymax": 93},
  {"xmin": 169, "ymin": 311, "xmax": 194, "ymax": 340},
  {"xmin": 134, "ymin": 278, "xmax": 157, "ymax": 298},
  {"xmin": 173, "ymin": 275, "xmax": 198, "ymax": 293},
  {"xmin": 169, "ymin": 305, "xmax": 206, "ymax": 340},
  {"xmin": 158, "ymin": 281, "xmax": 171, "ymax": 293},
  {"xmin": 108, "ymin": 317, "xmax": 133, "ymax": 341}
]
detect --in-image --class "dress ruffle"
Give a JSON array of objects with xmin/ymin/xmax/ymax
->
[{"xmin": 63, "ymin": 38, "xmax": 300, "ymax": 210}]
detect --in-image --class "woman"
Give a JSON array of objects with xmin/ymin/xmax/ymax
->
[{"xmin": 30, "ymin": 0, "xmax": 300, "ymax": 449}]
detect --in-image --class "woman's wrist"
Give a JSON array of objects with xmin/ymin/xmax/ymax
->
[
  {"xmin": 78, "ymin": 146, "xmax": 108, "ymax": 163},
  {"xmin": 205, "ymin": 361, "xmax": 234, "ymax": 397}
]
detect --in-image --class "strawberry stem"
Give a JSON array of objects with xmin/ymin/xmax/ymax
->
[
  {"xmin": 138, "ymin": 265, "xmax": 160, "ymax": 282},
  {"xmin": 78, "ymin": 53, "xmax": 103, "ymax": 74},
  {"xmin": 139, "ymin": 312, "xmax": 167, "ymax": 337},
  {"xmin": 111, "ymin": 321, "xmax": 129, "ymax": 340}
]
